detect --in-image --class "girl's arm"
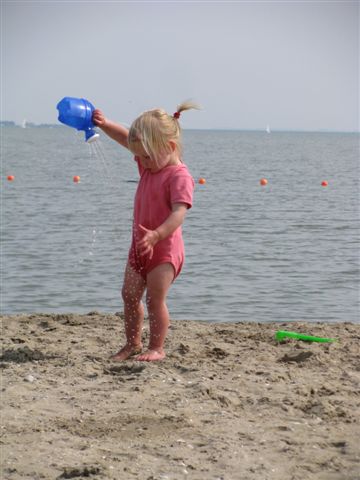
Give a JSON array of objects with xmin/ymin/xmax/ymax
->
[
  {"xmin": 137, "ymin": 203, "xmax": 188, "ymax": 258},
  {"xmin": 92, "ymin": 109, "xmax": 129, "ymax": 149}
]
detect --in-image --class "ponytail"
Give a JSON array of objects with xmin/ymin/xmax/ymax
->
[{"xmin": 173, "ymin": 100, "xmax": 201, "ymax": 119}]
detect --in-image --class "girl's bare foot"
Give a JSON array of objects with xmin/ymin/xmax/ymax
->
[
  {"xmin": 110, "ymin": 344, "xmax": 143, "ymax": 361},
  {"xmin": 136, "ymin": 349, "xmax": 165, "ymax": 362}
]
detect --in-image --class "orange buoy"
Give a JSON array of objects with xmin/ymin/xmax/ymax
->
[
  {"xmin": 198, "ymin": 178, "xmax": 206, "ymax": 185},
  {"xmin": 321, "ymin": 181, "xmax": 328, "ymax": 187},
  {"xmin": 260, "ymin": 178, "xmax": 268, "ymax": 186},
  {"xmin": 7, "ymin": 175, "xmax": 15, "ymax": 182},
  {"xmin": 73, "ymin": 175, "xmax": 81, "ymax": 183}
]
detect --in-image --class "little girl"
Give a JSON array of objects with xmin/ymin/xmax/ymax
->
[{"xmin": 92, "ymin": 102, "xmax": 198, "ymax": 361}]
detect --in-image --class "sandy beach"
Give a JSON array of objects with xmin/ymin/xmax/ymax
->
[{"xmin": 1, "ymin": 313, "xmax": 359, "ymax": 480}]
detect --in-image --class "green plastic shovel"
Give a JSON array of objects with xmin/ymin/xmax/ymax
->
[{"xmin": 275, "ymin": 330, "xmax": 337, "ymax": 343}]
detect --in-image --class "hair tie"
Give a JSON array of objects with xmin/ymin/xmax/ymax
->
[{"xmin": 173, "ymin": 111, "xmax": 180, "ymax": 119}]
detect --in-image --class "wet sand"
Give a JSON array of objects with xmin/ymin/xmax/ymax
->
[{"xmin": 1, "ymin": 313, "xmax": 359, "ymax": 479}]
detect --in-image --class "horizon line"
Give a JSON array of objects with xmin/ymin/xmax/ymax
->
[{"xmin": 0, "ymin": 121, "xmax": 358, "ymax": 135}]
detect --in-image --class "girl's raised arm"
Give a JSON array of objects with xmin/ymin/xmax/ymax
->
[{"xmin": 92, "ymin": 109, "xmax": 129, "ymax": 149}]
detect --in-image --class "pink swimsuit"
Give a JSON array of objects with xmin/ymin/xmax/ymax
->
[{"xmin": 128, "ymin": 159, "xmax": 194, "ymax": 280}]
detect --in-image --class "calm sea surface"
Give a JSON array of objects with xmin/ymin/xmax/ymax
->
[{"xmin": 2, "ymin": 127, "xmax": 359, "ymax": 323}]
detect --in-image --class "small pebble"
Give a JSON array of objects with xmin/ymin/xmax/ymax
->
[{"xmin": 24, "ymin": 374, "xmax": 35, "ymax": 383}]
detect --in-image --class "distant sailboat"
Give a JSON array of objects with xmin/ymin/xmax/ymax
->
[
  {"xmin": 22, "ymin": 119, "xmax": 27, "ymax": 128},
  {"xmin": 266, "ymin": 124, "xmax": 271, "ymax": 134}
]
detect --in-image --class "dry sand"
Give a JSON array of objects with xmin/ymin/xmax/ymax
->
[{"xmin": 1, "ymin": 313, "xmax": 359, "ymax": 480}]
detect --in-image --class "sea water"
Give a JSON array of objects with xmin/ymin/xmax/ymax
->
[{"xmin": 1, "ymin": 126, "xmax": 359, "ymax": 323}]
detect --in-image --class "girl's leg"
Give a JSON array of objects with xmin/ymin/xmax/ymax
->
[
  {"xmin": 136, "ymin": 263, "xmax": 175, "ymax": 362},
  {"xmin": 111, "ymin": 262, "xmax": 146, "ymax": 361}
]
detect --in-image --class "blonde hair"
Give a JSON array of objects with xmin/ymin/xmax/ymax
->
[{"xmin": 128, "ymin": 100, "xmax": 200, "ymax": 160}]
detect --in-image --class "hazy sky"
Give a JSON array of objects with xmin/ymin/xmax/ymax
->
[{"xmin": 1, "ymin": 1, "xmax": 359, "ymax": 131}]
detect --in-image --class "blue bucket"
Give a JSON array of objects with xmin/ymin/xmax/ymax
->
[{"xmin": 57, "ymin": 97, "xmax": 99, "ymax": 142}]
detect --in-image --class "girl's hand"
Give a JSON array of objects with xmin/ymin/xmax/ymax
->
[
  {"xmin": 137, "ymin": 224, "xmax": 160, "ymax": 259},
  {"xmin": 92, "ymin": 109, "xmax": 107, "ymax": 127}
]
